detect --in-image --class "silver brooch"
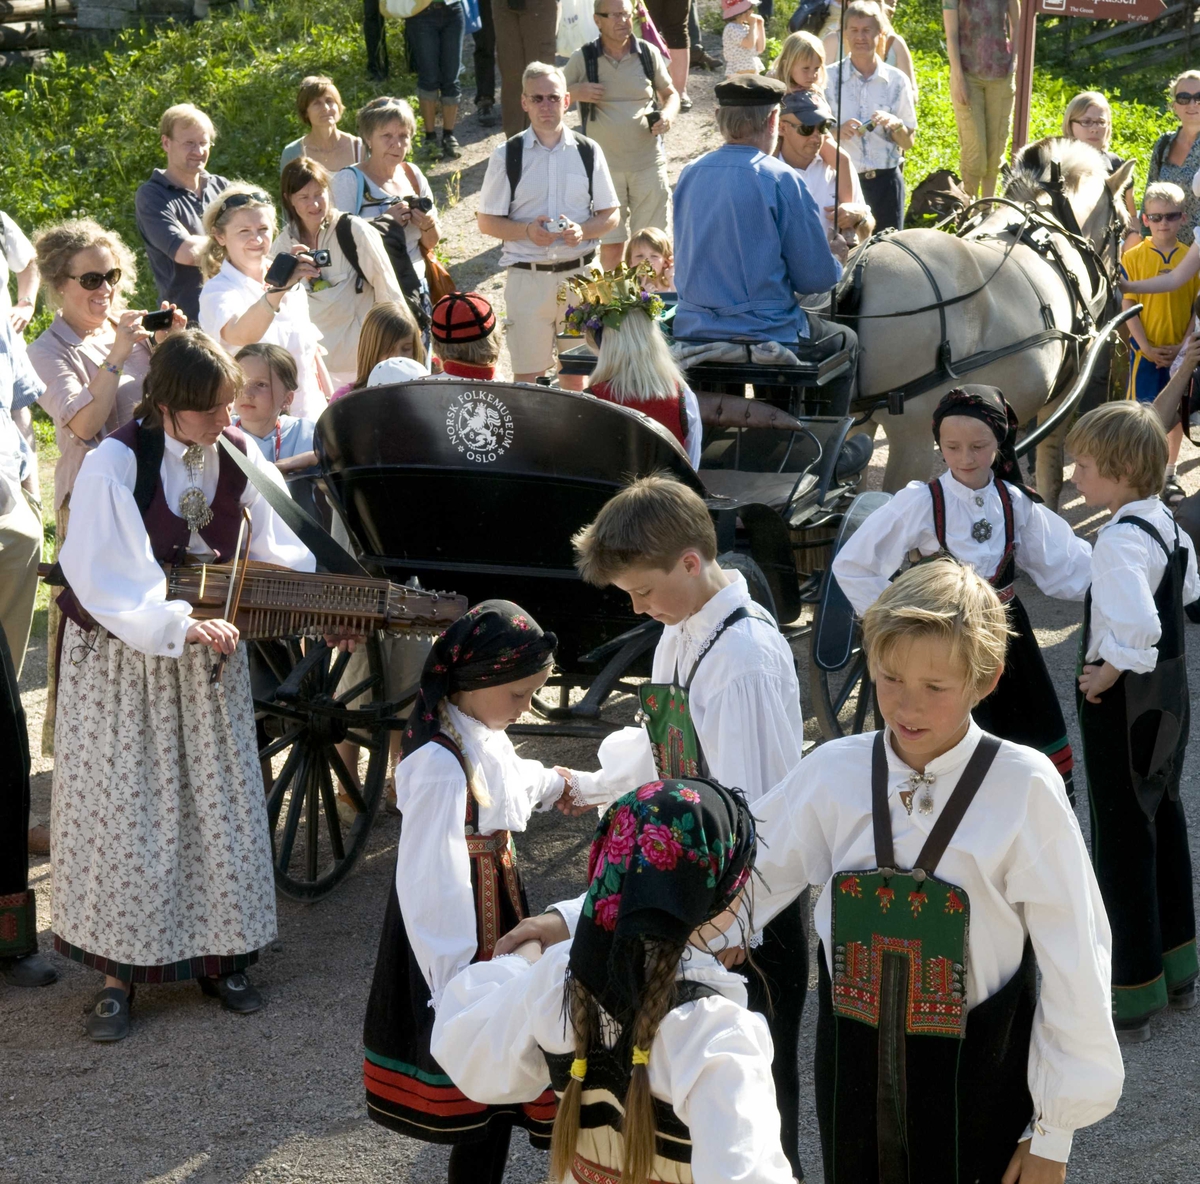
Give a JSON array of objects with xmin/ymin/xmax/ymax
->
[
  {"xmin": 899, "ymin": 770, "xmax": 936, "ymax": 815},
  {"xmin": 179, "ymin": 443, "xmax": 214, "ymax": 533},
  {"xmin": 974, "ymin": 494, "xmax": 985, "ymax": 507},
  {"xmin": 971, "ymin": 518, "xmax": 993, "ymax": 543}
]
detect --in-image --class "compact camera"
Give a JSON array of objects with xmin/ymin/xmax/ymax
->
[
  {"xmin": 545, "ymin": 216, "xmax": 570, "ymax": 234},
  {"xmin": 307, "ymin": 249, "xmax": 332, "ymax": 267}
]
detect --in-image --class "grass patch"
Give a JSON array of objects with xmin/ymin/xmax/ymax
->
[{"xmin": 0, "ymin": 1, "xmax": 417, "ymax": 317}]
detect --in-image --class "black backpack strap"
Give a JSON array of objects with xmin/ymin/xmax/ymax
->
[
  {"xmin": 133, "ymin": 420, "xmax": 165, "ymax": 514},
  {"xmin": 505, "ymin": 134, "xmax": 525, "ymax": 211},
  {"xmin": 575, "ymin": 134, "xmax": 596, "ymax": 210},
  {"xmin": 335, "ymin": 213, "xmax": 367, "ymax": 295},
  {"xmin": 580, "ymin": 40, "xmax": 601, "ymax": 134},
  {"xmin": 1119, "ymin": 515, "xmax": 1173, "ymax": 559}
]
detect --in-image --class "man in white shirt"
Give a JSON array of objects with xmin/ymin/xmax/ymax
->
[
  {"xmin": 825, "ymin": 0, "xmax": 916, "ymax": 232},
  {"xmin": 563, "ymin": 0, "xmax": 680, "ymax": 269},
  {"xmin": 477, "ymin": 62, "xmax": 619, "ymax": 387}
]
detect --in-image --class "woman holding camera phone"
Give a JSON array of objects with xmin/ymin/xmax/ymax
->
[
  {"xmin": 26, "ymin": 218, "xmax": 187, "ymax": 760},
  {"xmin": 274, "ymin": 157, "xmax": 403, "ymax": 388},
  {"xmin": 330, "ymin": 97, "xmax": 441, "ymax": 342},
  {"xmin": 197, "ymin": 183, "xmax": 332, "ymax": 419}
]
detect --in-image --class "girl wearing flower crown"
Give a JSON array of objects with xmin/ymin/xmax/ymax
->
[
  {"xmin": 431, "ymin": 778, "xmax": 795, "ymax": 1184},
  {"xmin": 362, "ymin": 600, "xmax": 577, "ymax": 1182},
  {"xmin": 565, "ymin": 266, "xmax": 702, "ymax": 468}
]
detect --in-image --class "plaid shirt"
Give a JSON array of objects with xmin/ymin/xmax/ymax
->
[{"xmin": 826, "ymin": 56, "xmax": 916, "ymax": 173}]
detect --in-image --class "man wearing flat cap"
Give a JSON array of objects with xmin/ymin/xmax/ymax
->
[{"xmin": 671, "ymin": 73, "xmax": 857, "ymax": 411}]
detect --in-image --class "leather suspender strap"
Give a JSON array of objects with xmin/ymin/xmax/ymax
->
[
  {"xmin": 992, "ymin": 479, "xmax": 1016, "ymax": 585},
  {"xmin": 927, "ymin": 479, "xmax": 947, "ymax": 552},
  {"xmin": 871, "ymin": 730, "xmax": 896, "ymax": 869},
  {"xmin": 914, "ymin": 734, "xmax": 1001, "ymax": 876},
  {"xmin": 871, "ymin": 730, "xmax": 1002, "ymax": 877}
]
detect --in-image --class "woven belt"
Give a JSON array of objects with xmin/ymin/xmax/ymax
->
[
  {"xmin": 510, "ymin": 254, "xmax": 594, "ymax": 273},
  {"xmin": 466, "ymin": 830, "xmax": 511, "ymax": 856},
  {"xmin": 994, "ymin": 584, "xmax": 1015, "ymax": 604},
  {"xmin": 571, "ymin": 1154, "xmax": 622, "ymax": 1184}
]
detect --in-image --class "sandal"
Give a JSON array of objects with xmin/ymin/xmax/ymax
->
[
  {"xmin": 85, "ymin": 985, "xmax": 133, "ymax": 1042},
  {"xmin": 198, "ymin": 972, "xmax": 263, "ymax": 1014},
  {"xmin": 1163, "ymin": 476, "xmax": 1186, "ymax": 508}
]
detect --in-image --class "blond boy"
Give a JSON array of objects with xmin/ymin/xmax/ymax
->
[
  {"xmin": 751, "ymin": 560, "xmax": 1122, "ymax": 1183},
  {"xmin": 1068, "ymin": 401, "xmax": 1200, "ymax": 1040}
]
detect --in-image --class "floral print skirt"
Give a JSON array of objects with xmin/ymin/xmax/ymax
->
[{"xmin": 50, "ymin": 622, "xmax": 277, "ymax": 980}]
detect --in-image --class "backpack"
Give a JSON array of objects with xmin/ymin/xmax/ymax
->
[
  {"xmin": 337, "ymin": 165, "xmax": 433, "ymax": 330},
  {"xmin": 578, "ymin": 37, "xmax": 660, "ymax": 136},
  {"xmin": 789, "ymin": 0, "xmax": 830, "ymax": 34},
  {"xmin": 504, "ymin": 132, "xmax": 597, "ymax": 212}
]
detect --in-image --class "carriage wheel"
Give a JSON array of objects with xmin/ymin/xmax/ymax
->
[
  {"xmin": 254, "ymin": 634, "xmax": 392, "ymax": 902},
  {"xmin": 809, "ymin": 623, "xmax": 880, "ymax": 740}
]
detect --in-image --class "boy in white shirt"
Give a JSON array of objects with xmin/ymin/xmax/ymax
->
[
  {"xmin": 1068, "ymin": 400, "xmax": 1200, "ymax": 1042},
  {"xmin": 556, "ymin": 473, "xmax": 807, "ymax": 1179}
]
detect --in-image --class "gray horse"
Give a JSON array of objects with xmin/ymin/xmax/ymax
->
[{"xmin": 844, "ymin": 137, "xmax": 1134, "ymax": 498}]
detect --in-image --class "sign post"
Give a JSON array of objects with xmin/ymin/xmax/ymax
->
[{"xmin": 1011, "ymin": 0, "xmax": 1167, "ymax": 153}]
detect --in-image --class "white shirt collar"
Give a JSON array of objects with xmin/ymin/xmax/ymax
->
[
  {"xmin": 881, "ymin": 718, "xmax": 984, "ymax": 788},
  {"xmin": 525, "ymin": 125, "xmax": 576, "ymax": 154},
  {"xmin": 1107, "ymin": 496, "xmax": 1165, "ymax": 527},
  {"xmin": 677, "ymin": 571, "xmax": 752, "ymax": 645},
  {"xmin": 216, "ymin": 256, "xmax": 267, "ymax": 295},
  {"xmin": 939, "ymin": 468, "xmax": 996, "ymax": 503}
]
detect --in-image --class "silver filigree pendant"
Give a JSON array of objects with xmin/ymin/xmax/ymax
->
[
  {"xmin": 179, "ymin": 443, "xmax": 214, "ymax": 533},
  {"xmin": 971, "ymin": 518, "xmax": 993, "ymax": 543},
  {"xmin": 903, "ymin": 770, "xmax": 937, "ymax": 816}
]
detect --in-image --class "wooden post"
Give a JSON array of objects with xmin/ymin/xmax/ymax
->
[{"xmin": 1011, "ymin": 0, "xmax": 1040, "ymax": 153}]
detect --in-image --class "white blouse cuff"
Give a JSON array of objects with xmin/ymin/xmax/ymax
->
[
  {"xmin": 1096, "ymin": 634, "xmax": 1158, "ymax": 675},
  {"xmin": 1029, "ymin": 1119, "xmax": 1074, "ymax": 1163},
  {"xmin": 572, "ymin": 768, "xmax": 618, "ymax": 807}
]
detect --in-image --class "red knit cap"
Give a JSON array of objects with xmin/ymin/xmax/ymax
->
[{"xmin": 431, "ymin": 292, "xmax": 497, "ymax": 343}]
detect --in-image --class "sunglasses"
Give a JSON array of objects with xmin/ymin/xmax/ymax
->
[
  {"xmin": 1174, "ymin": 90, "xmax": 1200, "ymax": 105},
  {"xmin": 597, "ymin": 8, "xmax": 633, "ymax": 17},
  {"xmin": 784, "ymin": 119, "xmax": 831, "ymax": 136},
  {"xmin": 1145, "ymin": 211, "xmax": 1184, "ymax": 223},
  {"xmin": 524, "ymin": 92, "xmax": 566, "ymax": 104},
  {"xmin": 218, "ymin": 190, "xmax": 272, "ymax": 215},
  {"xmin": 69, "ymin": 268, "xmax": 122, "ymax": 290}
]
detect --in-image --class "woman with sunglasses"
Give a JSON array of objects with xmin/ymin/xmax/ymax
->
[
  {"xmin": 197, "ymin": 183, "xmax": 332, "ymax": 420},
  {"xmin": 1062, "ymin": 91, "xmax": 1139, "ymax": 248},
  {"xmin": 27, "ymin": 220, "xmax": 186, "ymax": 756},
  {"xmin": 1144, "ymin": 70, "xmax": 1200, "ymax": 246}
]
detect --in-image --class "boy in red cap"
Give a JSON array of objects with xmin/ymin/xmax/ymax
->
[{"xmin": 430, "ymin": 292, "xmax": 501, "ymax": 381}]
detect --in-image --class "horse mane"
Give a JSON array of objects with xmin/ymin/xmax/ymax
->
[{"xmin": 1004, "ymin": 136, "xmax": 1109, "ymax": 203}]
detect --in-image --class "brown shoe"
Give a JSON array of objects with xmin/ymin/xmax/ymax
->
[{"xmin": 28, "ymin": 825, "xmax": 49, "ymax": 856}]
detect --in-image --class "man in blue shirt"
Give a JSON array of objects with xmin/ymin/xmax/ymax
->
[{"xmin": 673, "ymin": 73, "xmax": 857, "ymax": 413}]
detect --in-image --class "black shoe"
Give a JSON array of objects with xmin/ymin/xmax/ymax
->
[
  {"xmin": 1113, "ymin": 1014, "xmax": 1151, "ymax": 1043},
  {"xmin": 690, "ymin": 49, "xmax": 722, "ymax": 70},
  {"xmin": 477, "ymin": 99, "xmax": 498, "ymax": 127},
  {"xmin": 679, "ymin": 92, "xmax": 693, "ymax": 112},
  {"xmin": 199, "ymin": 972, "xmax": 263, "ymax": 1014},
  {"xmin": 1163, "ymin": 475, "xmax": 1186, "ymax": 508},
  {"xmin": 85, "ymin": 986, "xmax": 132, "ymax": 1042},
  {"xmin": 1170, "ymin": 982, "xmax": 1197, "ymax": 1010},
  {"xmin": 442, "ymin": 132, "xmax": 462, "ymax": 160},
  {"xmin": 0, "ymin": 951, "xmax": 57, "ymax": 987}
]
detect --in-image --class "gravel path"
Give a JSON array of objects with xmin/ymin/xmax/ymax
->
[{"xmin": 5, "ymin": 33, "xmax": 1200, "ymax": 1184}]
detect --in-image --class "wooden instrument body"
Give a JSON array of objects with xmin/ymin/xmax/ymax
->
[{"xmin": 164, "ymin": 560, "xmax": 467, "ymax": 640}]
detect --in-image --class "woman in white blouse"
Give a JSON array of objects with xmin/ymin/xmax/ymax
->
[
  {"xmin": 329, "ymin": 97, "xmax": 440, "ymax": 336},
  {"xmin": 51, "ymin": 330, "xmax": 313, "ymax": 1042},
  {"xmin": 197, "ymin": 184, "xmax": 332, "ymax": 419},
  {"xmin": 272, "ymin": 157, "xmax": 403, "ymax": 388}
]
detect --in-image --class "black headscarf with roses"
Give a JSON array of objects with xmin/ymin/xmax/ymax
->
[
  {"xmin": 567, "ymin": 778, "xmax": 757, "ymax": 1033},
  {"xmin": 400, "ymin": 599, "xmax": 557, "ymax": 758},
  {"xmin": 932, "ymin": 384, "xmax": 1042, "ymax": 502}
]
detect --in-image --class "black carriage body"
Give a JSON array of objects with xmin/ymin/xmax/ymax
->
[{"xmin": 316, "ymin": 381, "xmax": 712, "ymax": 673}]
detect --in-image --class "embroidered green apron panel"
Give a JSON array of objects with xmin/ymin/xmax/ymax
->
[
  {"xmin": 638, "ymin": 682, "xmax": 701, "ymax": 779},
  {"xmin": 830, "ymin": 868, "xmax": 970, "ymax": 1038}
]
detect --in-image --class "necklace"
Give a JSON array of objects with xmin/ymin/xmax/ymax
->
[
  {"xmin": 898, "ymin": 769, "xmax": 937, "ymax": 816},
  {"xmin": 178, "ymin": 443, "xmax": 214, "ymax": 533}
]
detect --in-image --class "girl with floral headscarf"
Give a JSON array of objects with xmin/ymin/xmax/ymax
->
[
  {"xmin": 431, "ymin": 778, "xmax": 795, "ymax": 1184},
  {"xmin": 832, "ymin": 384, "xmax": 1094, "ymax": 801},
  {"xmin": 362, "ymin": 599, "xmax": 574, "ymax": 1183}
]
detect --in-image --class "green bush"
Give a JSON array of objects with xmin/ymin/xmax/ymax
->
[{"xmin": 0, "ymin": 1, "xmax": 417, "ymax": 314}]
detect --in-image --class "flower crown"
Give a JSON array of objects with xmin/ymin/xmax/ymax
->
[{"xmin": 561, "ymin": 264, "xmax": 665, "ymax": 337}]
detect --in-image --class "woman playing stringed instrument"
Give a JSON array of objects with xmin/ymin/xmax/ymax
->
[{"xmin": 50, "ymin": 329, "xmax": 315, "ymax": 1042}]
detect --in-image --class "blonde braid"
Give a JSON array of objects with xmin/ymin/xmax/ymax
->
[
  {"xmin": 436, "ymin": 701, "xmax": 493, "ymax": 808},
  {"xmin": 622, "ymin": 941, "xmax": 685, "ymax": 1184},
  {"xmin": 550, "ymin": 978, "xmax": 596, "ymax": 1181}
]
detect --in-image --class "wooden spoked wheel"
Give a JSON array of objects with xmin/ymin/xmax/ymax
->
[{"xmin": 253, "ymin": 635, "xmax": 393, "ymax": 902}]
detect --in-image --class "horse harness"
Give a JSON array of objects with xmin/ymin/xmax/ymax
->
[{"xmin": 836, "ymin": 170, "xmax": 1122, "ymax": 412}]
